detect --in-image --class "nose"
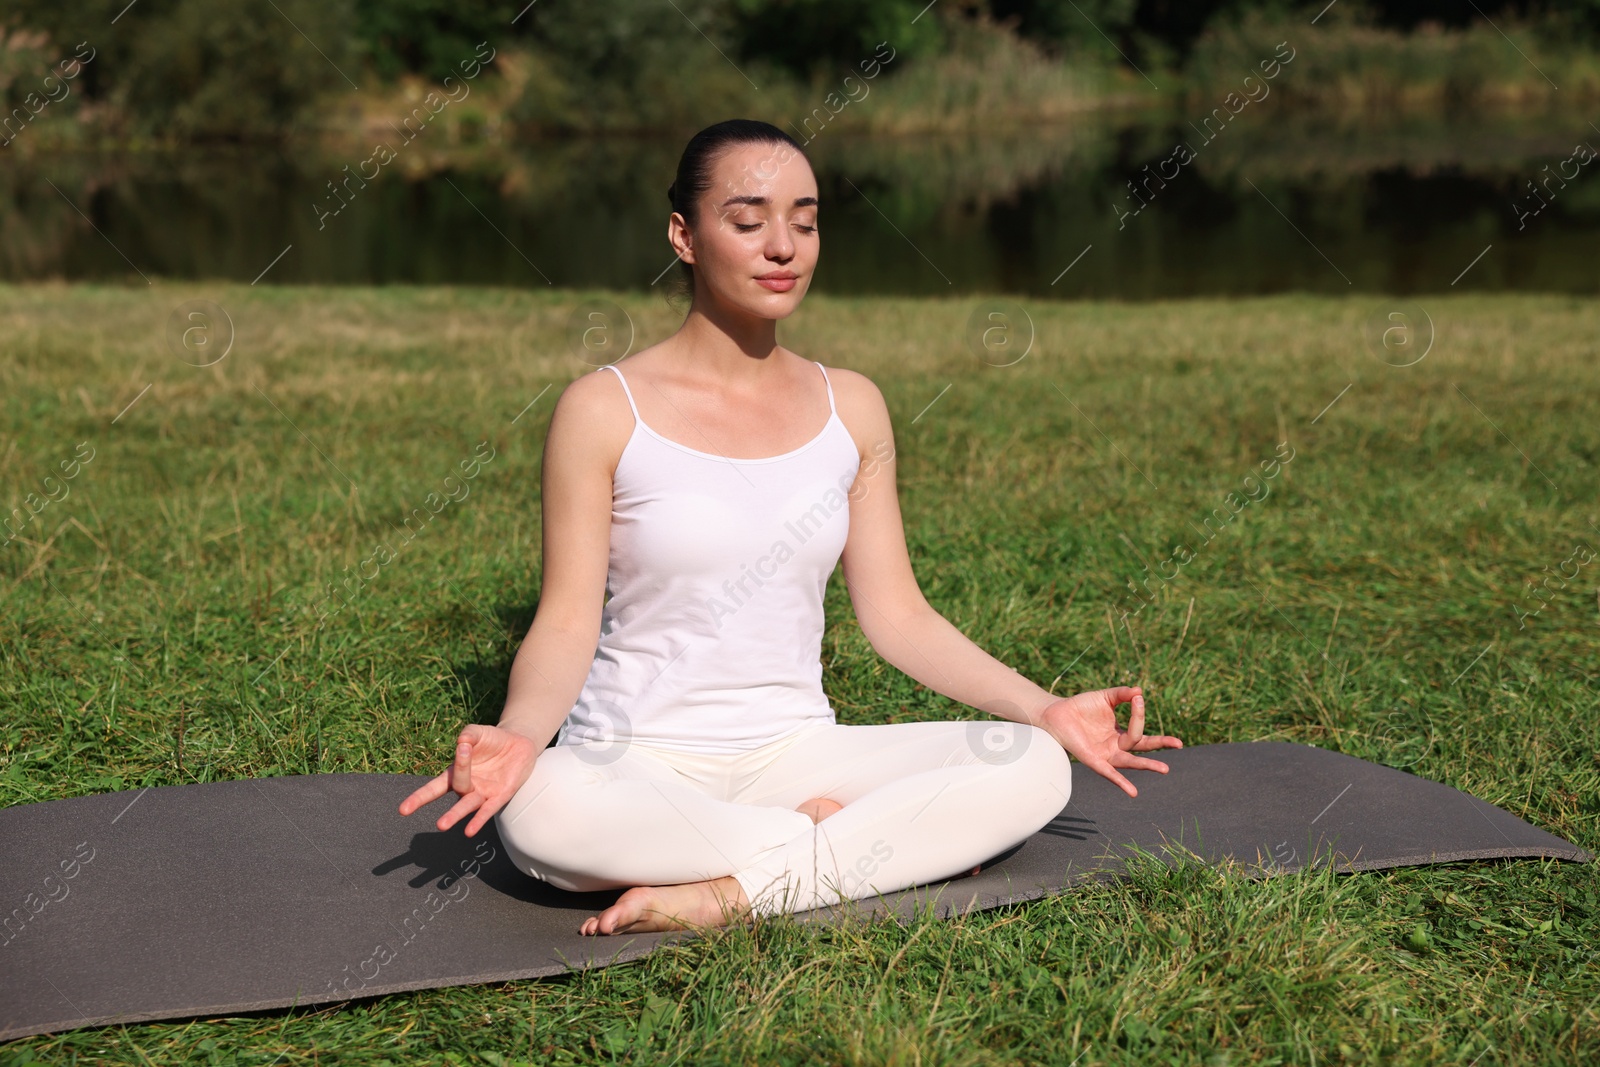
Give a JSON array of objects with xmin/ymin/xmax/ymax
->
[{"xmin": 765, "ymin": 225, "xmax": 794, "ymax": 262}]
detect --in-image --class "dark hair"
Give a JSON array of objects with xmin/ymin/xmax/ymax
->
[{"xmin": 665, "ymin": 119, "xmax": 809, "ymax": 308}]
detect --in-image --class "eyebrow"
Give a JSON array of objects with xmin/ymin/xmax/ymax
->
[{"xmin": 719, "ymin": 195, "xmax": 818, "ymax": 209}]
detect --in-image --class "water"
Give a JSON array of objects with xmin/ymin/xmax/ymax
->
[{"xmin": 4, "ymin": 106, "xmax": 1597, "ymax": 296}]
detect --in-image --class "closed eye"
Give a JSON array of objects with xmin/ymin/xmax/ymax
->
[{"xmin": 734, "ymin": 223, "xmax": 819, "ymax": 233}]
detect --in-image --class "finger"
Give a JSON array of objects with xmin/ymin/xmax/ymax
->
[
  {"xmin": 1130, "ymin": 733, "xmax": 1183, "ymax": 751},
  {"xmin": 1105, "ymin": 685, "xmax": 1141, "ymax": 707},
  {"xmin": 398, "ymin": 770, "xmax": 452, "ymax": 816},
  {"xmin": 1115, "ymin": 690, "xmax": 1147, "ymax": 750},
  {"xmin": 464, "ymin": 793, "xmax": 510, "ymax": 838},
  {"xmin": 1112, "ymin": 751, "xmax": 1172, "ymax": 775},
  {"xmin": 453, "ymin": 739, "xmax": 474, "ymax": 795},
  {"xmin": 1083, "ymin": 755, "xmax": 1138, "ymax": 798},
  {"xmin": 436, "ymin": 792, "xmax": 482, "ymax": 833}
]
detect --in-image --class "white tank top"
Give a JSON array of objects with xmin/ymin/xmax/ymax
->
[{"xmin": 554, "ymin": 360, "xmax": 861, "ymax": 754}]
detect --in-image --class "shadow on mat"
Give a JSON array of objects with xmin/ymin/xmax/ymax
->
[
  {"xmin": 1039, "ymin": 812, "xmax": 1100, "ymax": 842},
  {"xmin": 378, "ymin": 821, "xmax": 625, "ymax": 912}
]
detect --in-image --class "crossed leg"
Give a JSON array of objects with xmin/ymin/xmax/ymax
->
[
  {"xmin": 724, "ymin": 719, "xmax": 1073, "ymax": 917},
  {"xmin": 492, "ymin": 718, "xmax": 1072, "ymax": 933}
]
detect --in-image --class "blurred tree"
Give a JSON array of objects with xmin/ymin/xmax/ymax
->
[
  {"xmin": 1372, "ymin": 1, "xmax": 1542, "ymax": 30},
  {"xmin": 1124, "ymin": 1, "xmax": 1581, "ymax": 67},
  {"xmin": 128, "ymin": 0, "xmax": 360, "ymax": 139},
  {"xmin": 353, "ymin": 0, "xmax": 528, "ymax": 82},
  {"xmin": 513, "ymin": 0, "xmax": 749, "ymax": 132},
  {"xmin": 728, "ymin": 0, "xmax": 947, "ymax": 80},
  {"xmin": 1131, "ymin": 1, "xmax": 1304, "ymax": 66},
  {"xmin": 6, "ymin": 0, "xmax": 359, "ymax": 140},
  {"xmin": 2, "ymin": 0, "xmax": 1590, "ymax": 141},
  {"xmin": 1, "ymin": 19, "xmax": 91, "ymax": 147},
  {"xmin": 986, "ymin": 0, "xmax": 1140, "ymax": 61}
]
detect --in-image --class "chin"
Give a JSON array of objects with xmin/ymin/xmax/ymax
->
[
  {"xmin": 728, "ymin": 286, "xmax": 807, "ymax": 320},
  {"xmin": 760, "ymin": 297, "xmax": 804, "ymax": 321}
]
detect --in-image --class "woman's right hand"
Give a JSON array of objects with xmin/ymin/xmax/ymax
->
[{"xmin": 398, "ymin": 723, "xmax": 540, "ymax": 837}]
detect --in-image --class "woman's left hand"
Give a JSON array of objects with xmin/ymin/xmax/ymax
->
[{"xmin": 1038, "ymin": 686, "xmax": 1182, "ymax": 798}]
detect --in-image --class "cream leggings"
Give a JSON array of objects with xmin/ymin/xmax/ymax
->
[{"xmin": 493, "ymin": 718, "xmax": 1073, "ymax": 917}]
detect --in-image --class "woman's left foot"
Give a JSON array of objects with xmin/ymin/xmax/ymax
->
[{"xmin": 580, "ymin": 876, "xmax": 750, "ymax": 936}]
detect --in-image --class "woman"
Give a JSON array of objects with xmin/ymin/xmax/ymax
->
[{"xmin": 399, "ymin": 119, "xmax": 1182, "ymax": 936}]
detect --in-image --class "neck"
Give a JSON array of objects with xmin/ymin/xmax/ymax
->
[{"xmin": 671, "ymin": 292, "xmax": 782, "ymax": 385}]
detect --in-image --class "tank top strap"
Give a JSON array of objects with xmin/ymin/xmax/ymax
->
[
  {"xmin": 814, "ymin": 361, "xmax": 837, "ymax": 416},
  {"xmin": 602, "ymin": 364, "xmax": 641, "ymax": 422}
]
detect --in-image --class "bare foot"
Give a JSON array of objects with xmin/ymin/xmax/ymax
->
[
  {"xmin": 795, "ymin": 797, "xmax": 843, "ymax": 824},
  {"xmin": 580, "ymin": 875, "xmax": 750, "ymax": 936}
]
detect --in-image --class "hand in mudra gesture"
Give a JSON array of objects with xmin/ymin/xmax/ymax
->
[
  {"xmin": 1039, "ymin": 686, "xmax": 1182, "ymax": 798},
  {"xmin": 398, "ymin": 724, "xmax": 539, "ymax": 837}
]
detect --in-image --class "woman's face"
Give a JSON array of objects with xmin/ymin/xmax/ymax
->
[{"xmin": 672, "ymin": 141, "xmax": 819, "ymax": 320}]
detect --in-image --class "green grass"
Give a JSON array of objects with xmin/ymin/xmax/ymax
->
[{"xmin": 1, "ymin": 283, "xmax": 1597, "ymax": 1065}]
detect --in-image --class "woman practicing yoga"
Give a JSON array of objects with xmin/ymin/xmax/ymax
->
[{"xmin": 399, "ymin": 119, "xmax": 1183, "ymax": 935}]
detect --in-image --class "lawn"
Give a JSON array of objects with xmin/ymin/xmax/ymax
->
[{"xmin": 1, "ymin": 283, "xmax": 1596, "ymax": 1065}]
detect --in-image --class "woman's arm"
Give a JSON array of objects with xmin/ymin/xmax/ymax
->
[
  {"xmin": 833, "ymin": 371, "xmax": 1057, "ymax": 721},
  {"xmin": 834, "ymin": 369, "xmax": 1180, "ymax": 796},
  {"xmin": 495, "ymin": 371, "xmax": 620, "ymax": 750},
  {"xmin": 399, "ymin": 371, "xmax": 619, "ymax": 833}
]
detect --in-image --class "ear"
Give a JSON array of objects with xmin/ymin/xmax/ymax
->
[{"xmin": 666, "ymin": 212, "xmax": 695, "ymax": 264}]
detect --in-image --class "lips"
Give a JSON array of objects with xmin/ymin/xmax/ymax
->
[{"xmin": 755, "ymin": 273, "xmax": 797, "ymax": 292}]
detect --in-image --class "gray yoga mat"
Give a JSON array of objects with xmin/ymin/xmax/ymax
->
[{"xmin": 1, "ymin": 741, "xmax": 1588, "ymax": 1040}]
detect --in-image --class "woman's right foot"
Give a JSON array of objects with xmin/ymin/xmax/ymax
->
[{"xmin": 580, "ymin": 875, "xmax": 750, "ymax": 935}]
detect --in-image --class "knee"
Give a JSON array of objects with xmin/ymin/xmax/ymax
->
[
  {"xmin": 493, "ymin": 797, "xmax": 558, "ymax": 873},
  {"xmin": 494, "ymin": 767, "xmax": 596, "ymax": 878},
  {"xmin": 971, "ymin": 720, "xmax": 1067, "ymax": 775},
  {"xmin": 963, "ymin": 720, "xmax": 1070, "ymax": 819},
  {"xmin": 1011, "ymin": 725, "xmax": 1072, "ymax": 819},
  {"xmin": 495, "ymin": 800, "xmax": 618, "ymax": 892}
]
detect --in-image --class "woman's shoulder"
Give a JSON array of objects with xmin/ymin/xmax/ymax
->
[
  {"xmin": 815, "ymin": 362, "xmax": 878, "ymax": 395},
  {"xmin": 557, "ymin": 360, "xmax": 628, "ymax": 413},
  {"xmin": 810, "ymin": 362, "xmax": 884, "ymax": 411},
  {"xmin": 547, "ymin": 361, "xmax": 641, "ymax": 478},
  {"xmin": 805, "ymin": 361, "xmax": 892, "ymax": 457}
]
